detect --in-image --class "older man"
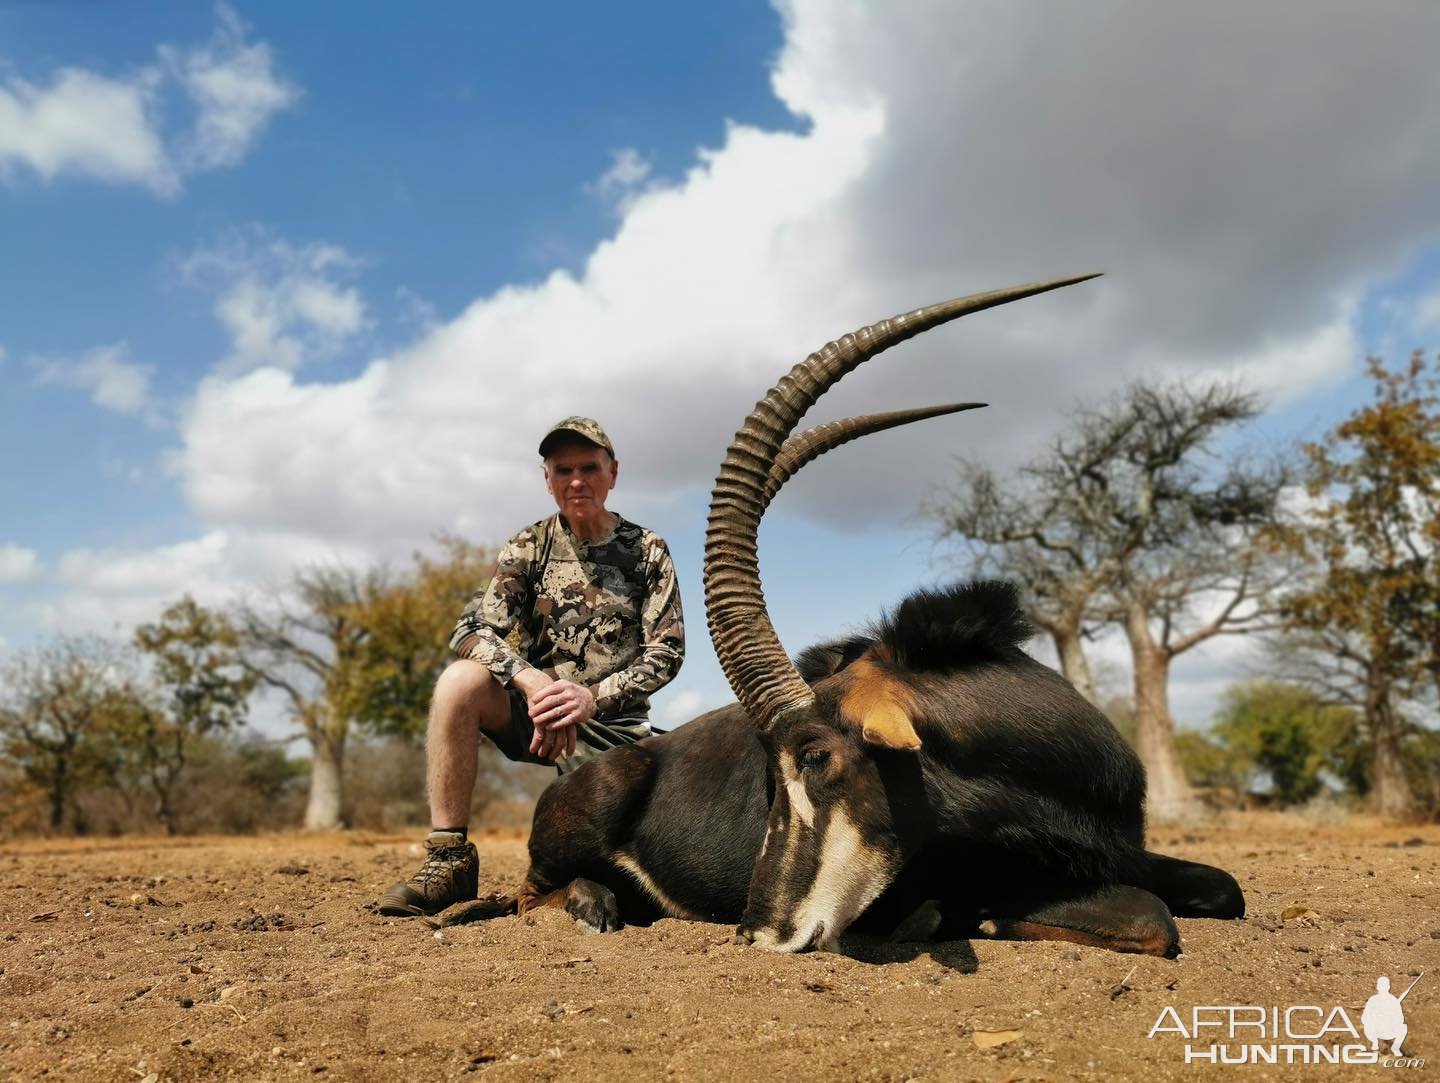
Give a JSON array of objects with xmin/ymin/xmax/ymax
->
[{"xmin": 380, "ymin": 417, "xmax": 685, "ymax": 917}]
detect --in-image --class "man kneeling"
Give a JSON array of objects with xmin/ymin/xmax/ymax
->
[{"xmin": 379, "ymin": 417, "xmax": 685, "ymax": 916}]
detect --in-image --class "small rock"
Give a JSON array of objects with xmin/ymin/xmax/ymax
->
[
  {"xmin": 1061, "ymin": 950, "xmax": 1081, "ymax": 961},
  {"xmin": 972, "ymin": 1029, "xmax": 1023, "ymax": 1050},
  {"xmin": 1281, "ymin": 906, "xmax": 1322, "ymax": 928},
  {"xmin": 276, "ymin": 865, "xmax": 310, "ymax": 876}
]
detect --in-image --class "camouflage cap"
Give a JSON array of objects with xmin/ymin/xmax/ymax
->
[{"xmin": 538, "ymin": 416, "xmax": 616, "ymax": 458}]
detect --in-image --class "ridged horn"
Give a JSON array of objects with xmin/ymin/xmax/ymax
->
[
  {"xmin": 704, "ymin": 274, "xmax": 1100, "ymax": 729},
  {"xmin": 766, "ymin": 403, "xmax": 985, "ymax": 506}
]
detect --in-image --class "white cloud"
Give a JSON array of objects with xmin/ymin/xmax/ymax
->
[
  {"xmin": 166, "ymin": 0, "xmax": 1440, "ymax": 567},
  {"xmin": 27, "ymin": 1, "xmax": 1440, "ymax": 725},
  {"xmin": 0, "ymin": 545, "xmax": 41, "ymax": 584},
  {"xmin": 588, "ymin": 148, "xmax": 654, "ymax": 212},
  {"xmin": 0, "ymin": 4, "xmax": 295, "ymax": 195},
  {"xmin": 161, "ymin": 5, "xmax": 298, "ymax": 172},
  {"xmin": 659, "ymin": 689, "xmax": 705, "ymax": 725},
  {"xmin": 1415, "ymin": 291, "xmax": 1440, "ymax": 333},
  {"xmin": 31, "ymin": 344, "xmax": 159, "ymax": 419},
  {"xmin": 38, "ymin": 528, "xmax": 374, "ymax": 637},
  {"xmin": 182, "ymin": 231, "xmax": 367, "ymax": 373},
  {"xmin": 0, "ymin": 66, "xmax": 174, "ymax": 193},
  {"xmin": 1199, "ymin": 310, "xmax": 1359, "ymax": 405}
]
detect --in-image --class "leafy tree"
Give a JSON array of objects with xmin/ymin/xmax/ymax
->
[
  {"xmin": 1213, "ymin": 681, "xmax": 1360, "ymax": 805},
  {"xmin": 1277, "ymin": 353, "xmax": 1440, "ymax": 818},
  {"xmin": 0, "ymin": 638, "xmax": 131, "ymax": 831},
  {"xmin": 340, "ymin": 537, "xmax": 494, "ymax": 740},
  {"xmin": 240, "ymin": 538, "xmax": 493, "ymax": 829},
  {"xmin": 130, "ymin": 597, "xmax": 256, "ymax": 834},
  {"xmin": 1173, "ymin": 729, "xmax": 1251, "ymax": 805},
  {"xmin": 933, "ymin": 380, "xmax": 1289, "ymax": 818}
]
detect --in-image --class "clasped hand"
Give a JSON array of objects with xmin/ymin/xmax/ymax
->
[{"xmin": 526, "ymin": 679, "xmax": 596, "ymax": 762}]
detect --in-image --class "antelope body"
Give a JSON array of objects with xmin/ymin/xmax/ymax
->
[{"xmin": 502, "ymin": 276, "xmax": 1245, "ymax": 955}]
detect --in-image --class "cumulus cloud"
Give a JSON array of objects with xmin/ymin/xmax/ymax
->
[
  {"xmin": 0, "ymin": 4, "xmax": 295, "ymax": 195},
  {"xmin": 32, "ymin": 1, "xmax": 1440, "ymax": 722},
  {"xmin": 0, "ymin": 545, "xmax": 41, "ymax": 584},
  {"xmin": 182, "ymin": 230, "xmax": 367, "ymax": 373},
  {"xmin": 31, "ymin": 344, "xmax": 160, "ymax": 420},
  {"xmin": 37, "ymin": 528, "xmax": 375, "ymax": 637},
  {"xmin": 163, "ymin": 0, "xmax": 1440, "ymax": 568}
]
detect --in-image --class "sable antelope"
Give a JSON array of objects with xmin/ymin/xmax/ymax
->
[{"xmin": 490, "ymin": 275, "xmax": 1244, "ymax": 956}]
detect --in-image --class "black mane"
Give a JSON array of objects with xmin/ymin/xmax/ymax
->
[{"xmin": 795, "ymin": 580, "xmax": 1032, "ymax": 680}]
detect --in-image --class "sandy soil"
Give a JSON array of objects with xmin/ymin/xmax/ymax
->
[{"xmin": 2, "ymin": 815, "xmax": 1436, "ymax": 1081}]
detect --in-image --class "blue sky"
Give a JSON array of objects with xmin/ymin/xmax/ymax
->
[{"xmin": 2, "ymin": 2, "xmax": 1439, "ymax": 740}]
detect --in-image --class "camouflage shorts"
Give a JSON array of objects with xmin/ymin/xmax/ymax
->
[{"xmin": 486, "ymin": 690, "xmax": 651, "ymax": 775}]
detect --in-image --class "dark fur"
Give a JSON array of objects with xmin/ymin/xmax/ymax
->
[
  {"xmin": 515, "ymin": 579, "xmax": 1243, "ymax": 950},
  {"xmin": 796, "ymin": 581, "xmax": 1032, "ymax": 680}
]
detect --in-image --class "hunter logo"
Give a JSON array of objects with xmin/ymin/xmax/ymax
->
[{"xmin": 1148, "ymin": 973, "xmax": 1425, "ymax": 1068}]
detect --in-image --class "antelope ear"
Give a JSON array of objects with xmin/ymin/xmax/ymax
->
[{"xmin": 839, "ymin": 654, "xmax": 922, "ymax": 751}]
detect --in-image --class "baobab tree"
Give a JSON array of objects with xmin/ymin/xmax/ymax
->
[{"xmin": 934, "ymin": 380, "xmax": 1289, "ymax": 818}]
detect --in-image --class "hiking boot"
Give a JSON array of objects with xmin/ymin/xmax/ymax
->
[{"xmin": 378, "ymin": 831, "xmax": 479, "ymax": 917}]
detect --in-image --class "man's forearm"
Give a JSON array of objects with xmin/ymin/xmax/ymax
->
[{"xmin": 511, "ymin": 667, "xmax": 555, "ymax": 700}]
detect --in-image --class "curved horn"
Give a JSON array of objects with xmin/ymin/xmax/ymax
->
[
  {"xmin": 704, "ymin": 274, "xmax": 1100, "ymax": 729},
  {"xmin": 766, "ymin": 403, "xmax": 985, "ymax": 506}
]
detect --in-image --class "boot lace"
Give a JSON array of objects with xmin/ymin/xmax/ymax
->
[{"xmin": 412, "ymin": 843, "xmax": 468, "ymax": 891}]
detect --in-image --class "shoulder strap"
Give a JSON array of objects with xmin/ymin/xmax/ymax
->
[{"xmin": 519, "ymin": 514, "xmax": 558, "ymax": 636}]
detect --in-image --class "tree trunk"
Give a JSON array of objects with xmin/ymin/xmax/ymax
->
[
  {"xmin": 1366, "ymin": 677, "xmax": 1415, "ymax": 820},
  {"xmin": 1124, "ymin": 602, "xmax": 1196, "ymax": 822},
  {"xmin": 155, "ymin": 787, "xmax": 178, "ymax": 836},
  {"xmin": 1052, "ymin": 623, "xmax": 1098, "ymax": 705},
  {"xmin": 304, "ymin": 725, "xmax": 347, "ymax": 830},
  {"xmin": 49, "ymin": 762, "xmax": 66, "ymax": 831}
]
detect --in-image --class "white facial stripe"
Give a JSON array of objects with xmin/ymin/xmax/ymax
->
[
  {"xmin": 778, "ymin": 750, "xmax": 815, "ymax": 828},
  {"xmin": 770, "ymin": 805, "xmax": 894, "ymax": 953},
  {"xmin": 612, "ymin": 852, "xmax": 703, "ymax": 920}
]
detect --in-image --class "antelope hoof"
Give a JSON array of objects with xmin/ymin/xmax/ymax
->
[
  {"xmin": 890, "ymin": 899, "xmax": 943, "ymax": 943},
  {"xmin": 564, "ymin": 879, "xmax": 620, "ymax": 934}
]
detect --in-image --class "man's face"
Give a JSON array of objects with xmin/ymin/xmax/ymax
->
[{"xmin": 543, "ymin": 441, "xmax": 618, "ymax": 525}]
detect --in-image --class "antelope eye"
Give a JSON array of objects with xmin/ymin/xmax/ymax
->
[{"xmin": 799, "ymin": 747, "xmax": 829, "ymax": 772}]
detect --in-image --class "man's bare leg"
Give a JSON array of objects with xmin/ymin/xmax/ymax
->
[
  {"xmin": 378, "ymin": 660, "xmax": 510, "ymax": 917},
  {"xmin": 427, "ymin": 659, "xmax": 512, "ymax": 828}
]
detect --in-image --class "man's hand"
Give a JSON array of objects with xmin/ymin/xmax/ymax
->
[{"xmin": 526, "ymin": 679, "xmax": 596, "ymax": 762}]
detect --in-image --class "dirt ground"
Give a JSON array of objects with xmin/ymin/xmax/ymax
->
[{"xmin": 2, "ymin": 814, "xmax": 1436, "ymax": 1082}]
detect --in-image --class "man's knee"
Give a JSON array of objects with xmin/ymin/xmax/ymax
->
[{"xmin": 433, "ymin": 660, "xmax": 505, "ymax": 722}]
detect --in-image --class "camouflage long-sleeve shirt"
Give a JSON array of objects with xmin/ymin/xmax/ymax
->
[{"xmin": 450, "ymin": 514, "xmax": 685, "ymax": 721}]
